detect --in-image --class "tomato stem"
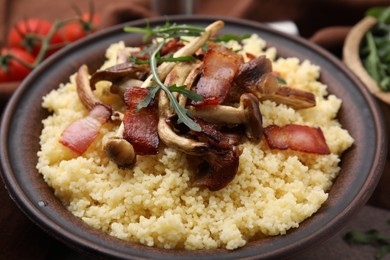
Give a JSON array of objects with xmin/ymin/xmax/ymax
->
[
  {"xmin": 7, "ymin": 53, "xmax": 34, "ymax": 70},
  {"xmin": 32, "ymin": 17, "xmax": 76, "ymax": 68}
]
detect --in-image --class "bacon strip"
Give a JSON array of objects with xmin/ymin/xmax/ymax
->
[
  {"xmin": 59, "ymin": 104, "xmax": 112, "ymax": 155},
  {"xmin": 264, "ymin": 124, "xmax": 330, "ymax": 154},
  {"xmin": 160, "ymin": 38, "xmax": 185, "ymax": 56},
  {"xmin": 194, "ymin": 43, "xmax": 243, "ymax": 105},
  {"xmin": 123, "ymin": 87, "xmax": 159, "ymax": 155}
]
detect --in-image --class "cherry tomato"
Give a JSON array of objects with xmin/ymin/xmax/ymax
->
[
  {"xmin": 8, "ymin": 18, "xmax": 63, "ymax": 57},
  {"xmin": 61, "ymin": 13, "xmax": 100, "ymax": 42},
  {"xmin": 0, "ymin": 48, "xmax": 35, "ymax": 82}
]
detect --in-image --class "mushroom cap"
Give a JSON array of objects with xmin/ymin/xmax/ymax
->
[
  {"xmin": 241, "ymin": 93, "xmax": 263, "ymax": 141},
  {"xmin": 104, "ymin": 137, "xmax": 136, "ymax": 168}
]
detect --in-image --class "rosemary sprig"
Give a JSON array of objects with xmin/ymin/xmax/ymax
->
[
  {"xmin": 136, "ymin": 41, "xmax": 203, "ymax": 131},
  {"xmin": 124, "ymin": 21, "xmax": 205, "ymax": 42},
  {"xmin": 213, "ymin": 33, "xmax": 251, "ymax": 43},
  {"xmin": 130, "ymin": 54, "xmax": 196, "ymax": 65}
]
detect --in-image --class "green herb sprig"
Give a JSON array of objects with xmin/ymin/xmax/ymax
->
[
  {"xmin": 130, "ymin": 54, "xmax": 196, "ymax": 65},
  {"xmin": 125, "ymin": 21, "xmax": 205, "ymax": 131},
  {"xmin": 212, "ymin": 33, "xmax": 251, "ymax": 43},
  {"xmin": 124, "ymin": 21, "xmax": 205, "ymax": 42},
  {"xmin": 344, "ymin": 219, "xmax": 390, "ymax": 259}
]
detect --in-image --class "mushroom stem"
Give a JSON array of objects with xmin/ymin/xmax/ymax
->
[
  {"xmin": 76, "ymin": 65, "xmax": 102, "ymax": 110},
  {"xmin": 189, "ymin": 93, "xmax": 263, "ymax": 141},
  {"xmin": 158, "ymin": 63, "xmax": 209, "ymax": 155},
  {"xmin": 235, "ymin": 56, "xmax": 316, "ymax": 109},
  {"xmin": 178, "ymin": 62, "xmax": 202, "ymax": 107}
]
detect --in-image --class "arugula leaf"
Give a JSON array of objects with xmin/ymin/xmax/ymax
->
[
  {"xmin": 376, "ymin": 245, "xmax": 390, "ymax": 260},
  {"xmin": 366, "ymin": 7, "xmax": 390, "ymax": 23},
  {"xmin": 344, "ymin": 227, "xmax": 390, "ymax": 260},
  {"xmin": 168, "ymin": 85, "xmax": 204, "ymax": 101},
  {"xmin": 136, "ymin": 85, "xmax": 160, "ymax": 111},
  {"xmin": 276, "ymin": 76, "xmax": 287, "ymax": 85},
  {"xmin": 360, "ymin": 7, "xmax": 390, "ymax": 92},
  {"xmin": 344, "ymin": 230, "xmax": 389, "ymax": 244}
]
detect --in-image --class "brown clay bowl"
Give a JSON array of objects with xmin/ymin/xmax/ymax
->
[
  {"xmin": 0, "ymin": 16, "xmax": 387, "ymax": 259},
  {"xmin": 343, "ymin": 16, "xmax": 390, "ymax": 104}
]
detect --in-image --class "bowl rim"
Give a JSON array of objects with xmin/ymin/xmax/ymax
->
[
  {"xmin": 343, "ymin": 16, "xmax": 390, "ymax": 104},
  {"xmin": 0, "ymin": 15, "xmax": 388, "ymax": 259}
]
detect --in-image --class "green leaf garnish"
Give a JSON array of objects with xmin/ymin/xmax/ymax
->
[
  {"xmin": 136, "ymin": 85, "xmax": 160, "ymax": 111},
  {"xmin": 131, "ymin": 54, "xmax": 196, "ymax": 65},
  {"xmin": 213, "ymin": 33, "xmax": 251, "ymax": 43},
  {"xmin": 377, "ymin": 245, "xmax": 390, "ymax": 260},
  {"xmin": 124, "ymin": 21, "xmax": 205, "ymax": 42},
  {"xmin": 168, "ymin": 85, "xmax": 204, "ymax": 101},
  {"xmin": 276, "ymin": 76, "xmax": 287, "ymax": 85},
  {"xmin": 344, "ymin": 226, "xmax": 390, "ymax": 259},
  {"xmin": 344, "ymin": 230, "xmax": 389, "ymax": 244},
  {"xmin": 361, "ymin": 7, "xmax": 390, "ymax": 92}
]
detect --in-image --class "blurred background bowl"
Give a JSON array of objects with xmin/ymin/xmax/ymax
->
[{"xmin": 343, "ymin": 16, "xmax": 390, "ymax": 104}]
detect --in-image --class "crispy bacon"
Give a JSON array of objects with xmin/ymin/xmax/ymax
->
[
  {"xmin": 264, "ymin": 124, "xmax": 330, "ymax": 154},
  {"xmin": 160, "ymin": 38, "xmax": 185, "ymax": 56},
  {"xmin": 193, "ymin": 43, "xmax": 243, "ymax": 106},
  {"xmin": 123, "ymin": 87, "xmax": 159, "ymax": 155},
  {"xmin": 130, "ymin": 39, "xmax": 185, "ymax": 61},
  {"xmin": 59, "ymin": 104, "xmax": 112, "ymax": 155}
]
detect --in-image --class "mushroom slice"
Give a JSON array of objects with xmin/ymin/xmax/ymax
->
[
  {"xmin": 235, "ymin": 55, "xmax": 316, "ymax": 109},
  {"xmin": 189, "ymin": 93, "xmax": 263, "ymax": 141},
  {"xmin": 261, "ymin": 85, "xmax": 316, "ymax": 109},
  {"xmin": 178, "ymin": 62, "xmax": 203, "ymax": 107},
  {"xmin": 165, "ymin": 115, "xmax": 241, "ymax": 191},
  {"xmin": 76, "ymin": 65, "xmax": 103, "ymax": 110},
  {"xmin": 89, "ymin": 62, "xmax": 150, "ymax": 91},
  {"xmin": 158, "ymin": 63, "xmax": 209, "ymax": 155},
  {"xmin": 193, "ymin": 146, "xmax": 240, "ymax": 191},
  {"xmin": 110, "ymin": 78, "xmax": 144, "ymax": 98},
  {"xmin": 104, "ymin": 124, "xmax": 136, "ymax": 168}
]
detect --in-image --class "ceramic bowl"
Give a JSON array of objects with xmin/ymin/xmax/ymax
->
[
  {"xmin": 0, "ymin": 16, "xmax": 387, "ymax": 259},
  {"xmin": 343, "ymin": 16, "xmax": 390, "ymax": 104}
]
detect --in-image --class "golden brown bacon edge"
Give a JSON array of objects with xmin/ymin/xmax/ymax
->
[{"xmin": 264, "ymin": 124, "xmax": 330, "ymax": 154}]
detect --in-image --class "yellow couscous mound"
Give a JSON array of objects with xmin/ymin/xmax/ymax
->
[{"xmin": 37, "ymin": 35, "xmax": 354, "ymax": 250}]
